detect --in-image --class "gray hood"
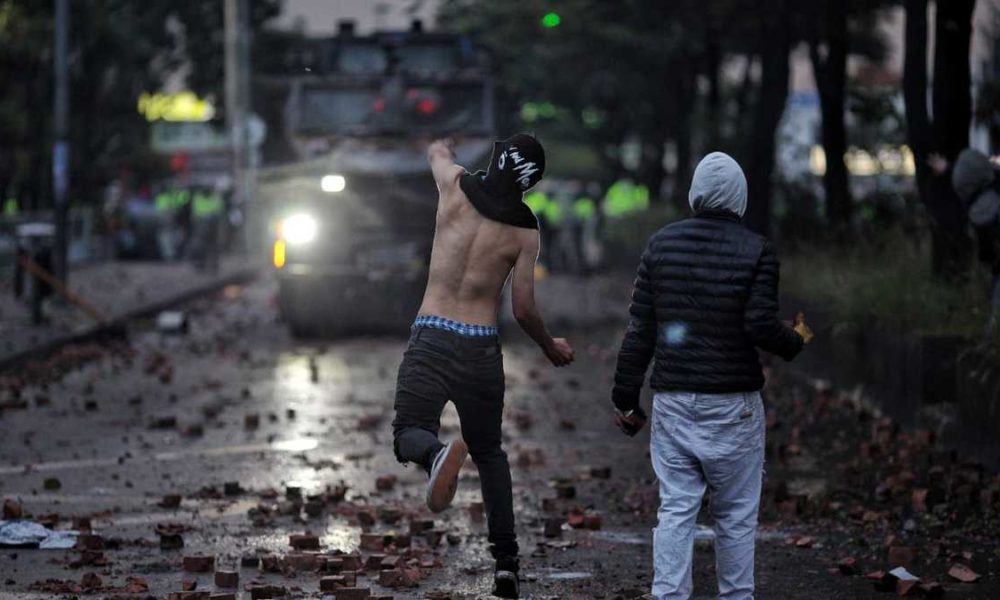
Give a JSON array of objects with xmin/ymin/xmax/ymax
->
[
  {"xmin": 952, "ymin": 148, "xmax": 995, "ymax": 204},
  {"xmin": 688, "ymin": 152, "xmax": 747, "ymax": 217}
]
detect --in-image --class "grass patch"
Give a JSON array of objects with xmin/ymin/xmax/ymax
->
[{"xmin": 782, "ymin": 232, "xmax": 992, "ymax": 337}]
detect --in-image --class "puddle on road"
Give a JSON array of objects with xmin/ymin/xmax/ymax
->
[
  {"xmin": 590, "ymin": 530, "xmax": 650, "ymax": 545},
  {"xmin": 0, "ymin": 437, "xmax": 323, "ymax": 475},
  {"xmin": 540, "ymin": 570, "xmax": 594, "ymax": 580}
]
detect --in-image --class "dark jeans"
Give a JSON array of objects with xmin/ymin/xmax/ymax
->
[{"xmin": 392, "ymin": 326, "xmax": 517, "ymax": 560}]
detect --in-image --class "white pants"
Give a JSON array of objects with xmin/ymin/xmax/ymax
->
[{"xmin": 650, "ymin": 391, "xmax": 765, "ymax": 600}]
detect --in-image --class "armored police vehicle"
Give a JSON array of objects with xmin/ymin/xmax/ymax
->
[{"xmin": 256, "ymin": 22, "xmax": 495, "ymax": 336}]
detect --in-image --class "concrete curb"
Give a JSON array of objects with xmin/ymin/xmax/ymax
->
[{"xmin": 0, "ymin": 266, "xmax": 259, "ymax": 373}]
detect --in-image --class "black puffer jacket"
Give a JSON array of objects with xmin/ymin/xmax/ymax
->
[{"xmin": 612, "ymin": 209, "xmax": 803, "ymax": 411}]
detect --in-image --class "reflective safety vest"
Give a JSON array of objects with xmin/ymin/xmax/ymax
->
[
  {"xmin": 603, "ymin": 180, "xmax": 650, "ymax": 218},
  {"xmin": 192, "ymin": 192, "xmax": 224, "ymax": 219},
  {"xmin": 573, "ymin": 196, "xmax": 596, "ymax": 221},
  {"xmin": 2, "ymin": 198, "xmax": 18, "ymax": 217},
  {"xmin": 524, "ymin": 191, "xmax": 549, "ymax": 215},
  {"xmin": 155, "ymin": 189, "xmax": 190, "ymax": 213},
  {"xmin": 541, "ymin": 197, "xmax": 565, "ymax": 226}
]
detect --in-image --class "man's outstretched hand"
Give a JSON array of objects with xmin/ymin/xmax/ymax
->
[
  {"xmin": 545, "ymin": 337, "xmax": 575, "ymax": 367},
  {"xmin": 427, "ymin": 138, "xmax": 456, "ymax": 162},
  {"xmin": 615, "ymin": 406, "xmax": 648, "ymax": 437}
]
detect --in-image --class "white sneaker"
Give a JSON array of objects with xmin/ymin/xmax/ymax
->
[{"xmin": 425, "ymin": 439, "xmax": 468, "ymax": 513}]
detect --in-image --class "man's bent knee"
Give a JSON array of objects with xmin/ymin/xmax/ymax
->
[{"xmin": 393, "ymin": 426, "xmax": 442, "ymax": 467}]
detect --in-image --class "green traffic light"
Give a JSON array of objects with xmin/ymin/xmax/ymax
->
[{"xmin": 541, "ymin": 12, "xmax": 561, "ymax": 28}]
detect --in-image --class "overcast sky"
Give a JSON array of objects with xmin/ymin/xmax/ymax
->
[{"xmin": 272, "ymin": 0, "xmax": 442, "ymax": 36}]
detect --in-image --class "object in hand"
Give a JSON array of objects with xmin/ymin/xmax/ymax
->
[
  {"xmin": 615, "ymin": 406, "xmax": 648, "ymax": 437},
  {"xmin": 793, "ymin": 311, "xmax": 814, "ymax": 344}
]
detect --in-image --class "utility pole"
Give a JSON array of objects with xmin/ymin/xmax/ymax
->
[
  {"xmin": 225, "ymin": 0, "xmax": 253, "ymax": 253},
  {"xmin": 53, "ymin": 0, "xmax": 70, "ymax": 283}
]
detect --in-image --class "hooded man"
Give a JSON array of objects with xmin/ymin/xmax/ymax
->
[
  {"xmin": 611, "ymin": 152, "xmax": 806, "ymax": 600},
  {"xmin": 392, "ymin": 135, "xmax": 575, "ymax": 599},
  {"xmin": 950, "ymin": 148, "xmax": 1000, "ymax": 330}
]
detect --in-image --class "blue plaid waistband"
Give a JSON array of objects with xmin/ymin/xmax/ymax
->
[{"xmin": 413, "ymin": 315, "xmax": 498, "ymax": 337}]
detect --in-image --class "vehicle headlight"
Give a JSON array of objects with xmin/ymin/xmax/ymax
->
[
  {"xmin": 321, "ymin": 174, "xmax": 346, "ymax": 193},
  {"xmin": 281, "ymin": 213, "xmax": 318, "ymax": 245}
]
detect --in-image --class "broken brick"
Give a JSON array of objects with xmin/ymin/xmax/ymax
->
[
  {"xmin": 378, "ymin": 569, "xmax": 402, "ymax": 587},
  {"xmin": 340, "ymin": 554, "xmax": 362, "ymax": 571},
  {"xmin": 381, "ymin": 555, "xmax": 401, "ymax": 570},
  {"xmin": 240, "ymin": 555, "xmax": 260, "ymax": 568},
  {"xmin": 249, "ymin": 584, "xmax": 287, "ymax": 599},
  {"xmin": 304, "ymin": 500, "xmax": 324, "ymax": 517},
  {"xmin": 159, "ymin": 493, "xmax": 182, "ymax": 508},
  {"xmin": 359, "ymin": 533, "xmax": 385, "ymax": 551},
  {"xmin": 213, "ymin": 570, "xmax": 238, "ymax": 588},
  {"xmin": 320, "ymin": 575, "xmax": 347, "ymax": 592},
  {"xmin": 286, "ymin": 552, "xmax": 320, "ymax": 571},
  {"xmin": 75, "ymin": 533, "xmax": 104, "ymax": 551},
  {"xmin": 589, "ymin": 466, "xmax": 612, "ymax": 479},
  {"xmin": 947, "ymin": 563, "xmax": 980, "ymax": 583},
  {"xmin": 544, "ymin": 518, "xmax": 563, "ymax": 538},
  {"xmin": 2, "ymin": 498, "xmax": 22, "ymax": 519},
  {"xmin": 125, "ymin": 576, "xmax": 149, "ymax": 593},
  {"xmin": 357, "ymin": 510, "xmax": 377, "ymax": 527},
  {"xmin": 409, "ymin": 518, "xmax": 434, "ymax": 534},
  {"xmin": 468, "ymin": 501, "xmax": 484, "ymax": 521},
  {"xmin": 80, "ymin": 572, "xmax": 102, "ymax": 590},
  {"xmin": 260, "ymin": 554, "xmax": 283, "ymax": 573},
  {"xmin": 182, "ymin": 580, "xmax": 197, "ymax": 591},
  {"xmin": 323, "ymin": 556, "xmax": 344, "ymax": 573},
  {"xmin": 375, "ymin": 475, "xmax": 396, "ymax": 491},
  {"xmin": 364, "ymin": 554, "xmax": 385, "ymax": 571},
  {"xmin": 896, "ymin": 578, "xmax": 920, "ymax": 596},
  {"xmin": 182, "ymin": 555, "xmax": 215, "ymax": 572},
  {"xmin": 555, "ymin": 483, "xmax": 576, "ymax": 499},
  {"xmin": 289, "ymin": 532, "xmax": 320, "ymax": 550},
  {"xmin": 333, "ymin": 588, "xmax": 371, "ymax": 600},
  {"xmin": 159, "ymin": 532, "xmax": 184, "ymax": 550}
]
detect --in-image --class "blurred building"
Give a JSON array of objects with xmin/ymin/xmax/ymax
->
[{"xmin": 273, "ymin": 0, "xmax": 442, "ymax": 36}]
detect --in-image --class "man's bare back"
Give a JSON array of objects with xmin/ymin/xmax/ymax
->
[
  {"xmin": 417, "ymin": 139, "xmax": 573, "ymax": 366},
  {"xmin": 418, "ymin": 172, "xmax": 529, "ymax": 326}
]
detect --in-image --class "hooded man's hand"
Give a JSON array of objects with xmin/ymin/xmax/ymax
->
[{"xmin": 614, "ymin": 406, "xmax": 648, "ymax": 437}]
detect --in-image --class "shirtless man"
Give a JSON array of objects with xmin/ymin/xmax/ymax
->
[{"xmin": 392, "ymin": 134, "xmax": 574, "ymax": 599}]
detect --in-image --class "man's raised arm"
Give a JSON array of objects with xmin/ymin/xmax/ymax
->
[
  {"xmin": 510, "ymin": 232, "xmax": 574, "ymax": 367},
  {"xmin": 427, "ymin": 139, "xmax": 464, "ymax": 191}
]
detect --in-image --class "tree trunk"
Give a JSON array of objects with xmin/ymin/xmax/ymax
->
[
  {"xmin": 744, "ymin": 1, "xmax": 791, "ymax": 236},
  {"xmin": 674, "ymin": 59, "xmax": 695, "ymax": 207},
  {"xmin": 811, "ymin": 0, "xmax": 851, "ymax": 229},
  {"xmin": 704, "ymin": 32, "xmax": 722, "ymax": 149},
  {"xmin": 905, "ymin": 0, "xmax": 975, "ymax": 277}
]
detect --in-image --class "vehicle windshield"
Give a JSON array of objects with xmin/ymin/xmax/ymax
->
[{"xmin": 297, "ymin": 84, "xmax": 487, "ymax": 134}]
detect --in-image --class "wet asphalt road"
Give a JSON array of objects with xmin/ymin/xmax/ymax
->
[{"xmin": 0, "ymin": 275, "xmax": 992, "ymax": 599}]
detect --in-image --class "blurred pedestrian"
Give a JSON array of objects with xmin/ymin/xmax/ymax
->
[
  {"xmin": 190, "ymin": 184, "xmax": 224, "ymax": 272},
  {"xmin": 392, "ymin": 136, "xmax": 574, "ymax": 599},
  {"xmin": 610, "ymin": 152, "xmax": 808, "ymax": 600},
  {"xmin": 949, "ymin": 148, "xmax": 1000, "ymax": 333}
]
